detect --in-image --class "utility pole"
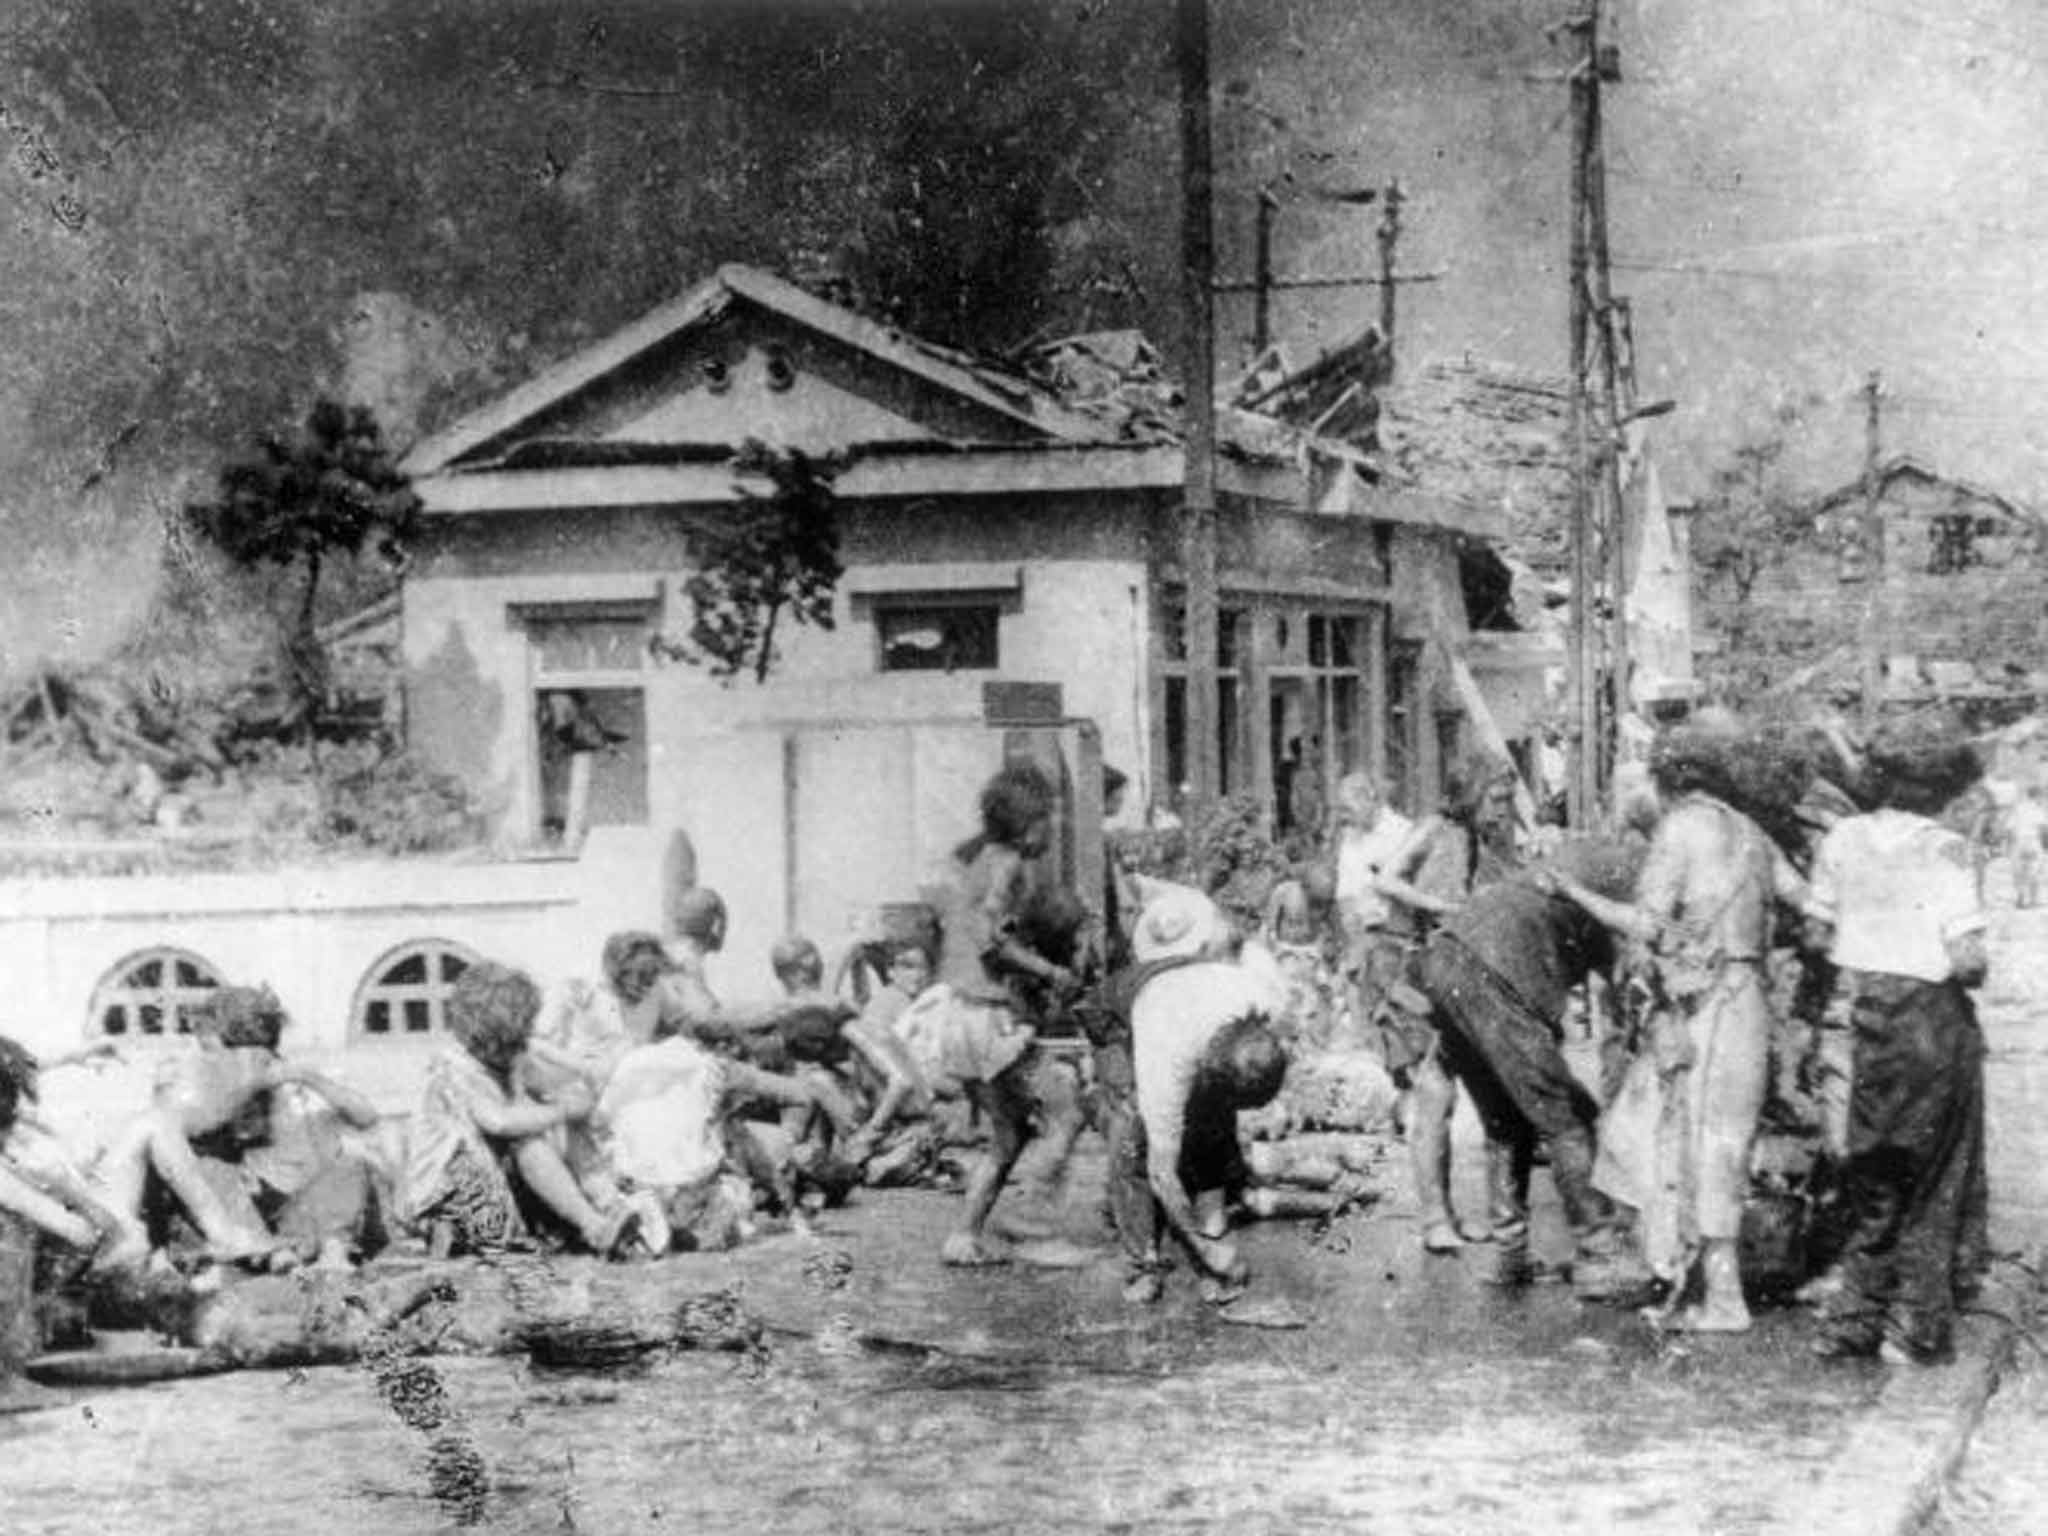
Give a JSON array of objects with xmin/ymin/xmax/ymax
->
[
  {"xmin": 1564, "ymin": 3, "xmax": 1598, "ymax": 829},
  {"xmin": 1177, "ymin": 0, "xmax": 1221, "ymax": 807},
  {"xmin": 1585, "ymin": 29, "xmax": 1629, "ymax": 794},
  {"xmin": 1253, "ymin": 187, "xmax": 1278, "ymax": 355},
  {"xmin": 1377, "ymin": 179, "xmax": 1403, "ymax": 371},
  {"xmin": 1859, "ymin": 370, "xmax": 1886, "ymax": 731}
]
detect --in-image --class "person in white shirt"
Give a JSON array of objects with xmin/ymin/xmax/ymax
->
[
  {"xmin": 1109, "ymin": 888, "xmax": 1288, "ymax": 1304},
  {"xmin": 1805, "ymin": 724, "xmax": 1990, "ymax": 1366}
]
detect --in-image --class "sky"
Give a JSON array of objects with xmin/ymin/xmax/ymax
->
[{"xmin": 2, "ymin": 0, "xmax": 2044, "ymax": 671}]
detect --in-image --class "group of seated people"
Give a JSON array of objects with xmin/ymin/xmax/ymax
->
[{"xmin": 0, "ymin": 888, "xmax": 999, "ymax": 1288}]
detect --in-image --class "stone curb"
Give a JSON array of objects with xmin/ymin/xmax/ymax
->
[
  {"xmin": 1882, "ymin": 1247, "xmax": 2046, "ymax": 1536},
  {"xmin": 1792, "ymin": 1248, "xmax": 2043, "ymax": 1536}
]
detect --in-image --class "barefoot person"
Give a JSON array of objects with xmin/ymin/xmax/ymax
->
[
  {"xmin": 100, "ymin": 986, "xmax": 385, "ymax": 1269},
  {"xmin": 928, "ymin": 762, "xmax": 1083, "ymax": 1267},
  {"xmin": 1110, "ymin": 887, "xmax": 1288, "ymax": 1304},
  {"xmin": 1806, "ymin": 724, "xmax": 1991, "ymax": 1365},
  {"xmin": 1546, "ymin": 726, "xmax": 1806, "ymax": 1331},
  {"xmin": 404, "ymin": 961, "xmax": 639, "ymax": 1259}
]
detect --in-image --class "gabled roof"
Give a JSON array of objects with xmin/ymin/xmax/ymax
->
[
  {"xmin": 1809, "ymin": 453, "xmax": 2040, "ymax": 527},
  {"xmin": 402, "ymin": 264, "xmax": 1112, "ymax": 476}
]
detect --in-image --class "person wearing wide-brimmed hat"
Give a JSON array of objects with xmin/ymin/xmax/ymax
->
[{"xmin": 1104, "ymin": 886, "xmax": 1288, "ymax": 1303}]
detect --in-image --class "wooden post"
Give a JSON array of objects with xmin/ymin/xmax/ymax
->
[
  {"xmin": 1253, "ymin": 188, "xmax": 1277, "ymax": 356},
  {"xmin": 1377, "ymin": 179, "xmax": 1403, "ymax": 370},
  {"xmin": 1565, "ymin": 7, "xmax": 1598, "ymax": 828},
  {"xmin": 1586, "ymin": 37, "xmax": 1628, "ymax": 798},
  {"xmin": 1177, "ymin": 0, "xmax": 1221, "ymax": 807},
  {"xmin": 1859, "ymin": 370, "xmax": 1886, "ymax": 731}
]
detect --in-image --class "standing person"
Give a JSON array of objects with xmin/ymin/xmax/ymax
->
[
  {"xmin": 1378, "ymin": 757, "xmax": 1522, "ymax": 1254},
  {"xmin": 1413, "ymin": 838, "xmax": 1648, "ymax": 1294},
  {"xmin": 1547, "ymin": 726, "xmax": 1806, "ymax": 1331},
  {"xmin": 1806, "ymin": 727, "xmax": 1990, "ymax": 1365},
  {"xmin": 1331, "ymin": 771, "xmax": 1415, "ymax": 1052},
  {"xmin": 928, "ymin": 761, "xmax": 1083, "ymax": 1267},
  {"xmin": 2006, "ymin": 784, "xmax": 2046, "ymax": 910},
  {"xmin": 1110, "ymin": 887, "xmax": 1289, "ymax": 1304}
]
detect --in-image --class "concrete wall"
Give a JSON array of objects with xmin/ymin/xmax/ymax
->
[{"xmin": 405, "ymin": 494, "xmax": 1154, "ymax": 925}]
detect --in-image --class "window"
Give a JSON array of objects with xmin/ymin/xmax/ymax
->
[
  {"xmin": 876, "ymin": 600, "xmax": 1001, "ymax": 672},
  {"xmin": 1158, "ymin": 595, "xmax": 1246, "ymax": 797},
  {"xmin": 352, "ymin": 940, "xmax": 478, "ymax": 1040},
  {"xmin": 522, "ymin": 606, "xmax": 654, "ymax": 840},
  {"xmin": 89, "ymin": 948, "xmax": 223, "ymax": 1038}
]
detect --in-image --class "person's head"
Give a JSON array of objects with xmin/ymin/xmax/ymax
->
[
  {"xmin": 1864, "ymin": 719, "xmax": 1985, "ymax": 817},
  {"xmin": 1199, "ymin": 1014, "xmax": 1288, "ymax": 1110},
  {"xmin": 1648, "ymin": 720, "xmax": 1745, "ymax": 804},
  {"xmin": 886, "ymin": 940, "xmax": 933, "ymax": 999},
  {"xmin": 770, "ymin": 935, "xmax": 826, "ymax": 994},
  {"xmin": 977, "ymin": 762, "xmax": 1058, "ymax": 856},
  {"xmin": 193, "ymin": 985, "xmax": 288, "ymax": 1052},
  {"xmin": 1333, "ymin": 772, "xmax": 1383, "ymax": 831},
  {"xmin": 1018, "ymin": 882, "xmax": 1090, "ymax": 970},
  {"xmin": 445, "ymin": 960, "xmax": 543, "ymax": 1077},
  {"xmin": 1103, "ymin": 764, "xmax": 1129, "ymax": 822},
  {"xmin": 1443, "ymin": 753, "xmax": 1512, "ymax": 826},
  {"xmin": 672, "ymin": 886, "xmax": 729, "ymax": 953},
  {"xmin": 0, "ymin": 1036, "xmax": 38, "ymax": 1135},
  {"xmin": 1299, "ymin": 858, "xmax": 1338, "ymax": 913},
  {"xmin": 1549, "ymin": 834, "xmax": 1647, "ymax": 904},
  {"xmin": 601, "ymin": 930, "xmax": 676, "ymax": 1007}
]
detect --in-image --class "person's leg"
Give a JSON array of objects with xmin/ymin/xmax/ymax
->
[
  {"xmin": 139, "ymin": 1117, "xmax": 273, "ymax": 1260},
  {"xmin": 1408, "ymin": 1049, "xmax": 1466, "ymax": 1251},
  {"xmin": 1007, "ymin": 1052, "xmax": 1085, "ymax": 1225},
  {"xmin": 509, "ymin": 1137, "xmax": 633, "ymax": 1256},
  {"xmin": 945, "ymin": 1065, "xmax": 1033, "ymax": 1265},
  {"xmin": 271, "ymin": 1157, "xmax": 384, "ymax": 1268},
  {"xmin": 1668, "ymin": 975, "xmax": 1772, "ymax": 1331},
  {"xmin": 1107, "ymin": 1106, "xmax": 1168, "ymax": 1300},
  {"xmin": 1818, "ymin": 987, "xmax": 1918, "ymax": 1357},
  {"xmin": 1882, "ymin": 989, "xmax": 1983, "ymax": 1361}
]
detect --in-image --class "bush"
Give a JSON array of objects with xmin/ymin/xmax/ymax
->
[
  {"xmin": 312, "ymin": 745, "xmax": 485, "ymax": 856},
  {"xmin": 1116, "ymin": 793, "xmax": 1289, "ymax": 932}
]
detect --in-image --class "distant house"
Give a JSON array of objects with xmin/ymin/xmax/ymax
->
[
  {"xmin": 1731, "ymin": 454, "xmax": 2047, "ymax": 707},
  {"xmin": 397, "ymin": 266, "xmax": 1496, "ymax": 971}
]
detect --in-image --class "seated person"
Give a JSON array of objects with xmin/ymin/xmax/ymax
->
[
  {"xmin": 0, "ymin": 1036, "xmax": 139, "ymax": 1271},
  {"xmin": 101, "ymin": 986, "xmax": 386, "ymax": 1270},
  {"xmin": 403, "ymin": 961, "xmax": 640, "ymax": 1259},
  {"xmin": 777, "ymin": 936, "xmax": 939, "ymax": 1186}
]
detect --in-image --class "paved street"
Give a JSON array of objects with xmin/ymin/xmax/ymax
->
[{"xmin": 3, "ymin": 903, "xmax": 2045, "ymax": 1536}]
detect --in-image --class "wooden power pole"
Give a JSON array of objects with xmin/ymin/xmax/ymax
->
[
  {"xmin": 1564, "ymin": 5, "xmax": 1599, "ymax": 828},
  {"xmin": 1859, "ymin": 370, "xmax": 1885, "ymax": 731},
  {"xmin": 1177, "ymin": 0, "xmax": 1221, "ymax": 806}
]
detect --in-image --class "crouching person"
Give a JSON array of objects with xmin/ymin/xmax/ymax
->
[
  {"xmin": 404, "ymin": 961, "xmax": 640, "ymax": 1259},
  {"xmin": 1112, "ymin": 889, "xmax": 1289, "ymax": 1305}
]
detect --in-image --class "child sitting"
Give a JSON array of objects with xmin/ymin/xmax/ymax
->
[{"xmin": 403, "ymin": 961, "xmax": 640, "ymax": 1259}]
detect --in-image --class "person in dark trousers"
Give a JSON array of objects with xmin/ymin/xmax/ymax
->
[{"xmin": 1805, "ymin": 724, "xmax": 1991, "ymax": 1365}]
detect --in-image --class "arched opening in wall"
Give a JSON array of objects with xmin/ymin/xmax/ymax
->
[
  {"xmin": 352, "ymin": 940, "xmax": 479, "ymax": 1041},
  {"xmin": 89, "ymin": 948, "xmax": 224, "ymax": 1039}
]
